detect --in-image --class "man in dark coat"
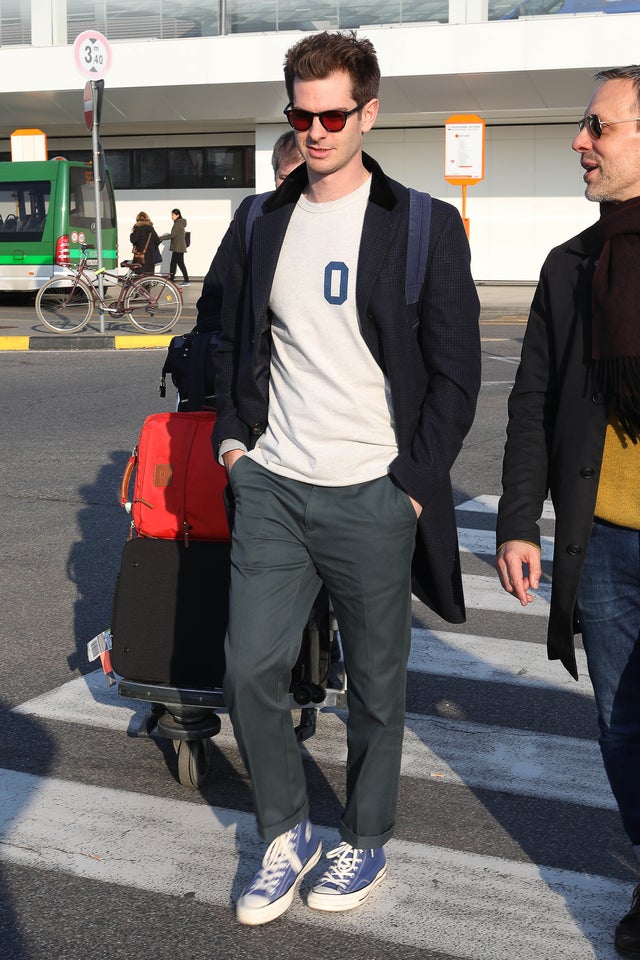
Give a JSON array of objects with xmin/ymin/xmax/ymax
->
[
  {"xmin": 211, "ymin": 31, "xmax": 480, "ymax": 927},
  {"xmin": 496, "ymin": 65, "xmax": 640, "ymax": 959}
]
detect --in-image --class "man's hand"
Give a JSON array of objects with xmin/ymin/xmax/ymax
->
[
  {"xmin": 222, "ymin": 448, "xmax": 245, "ymax": 473},
  {"xmin": 496, "ymin": 540, "xmax": 542, "ymax": 607}
]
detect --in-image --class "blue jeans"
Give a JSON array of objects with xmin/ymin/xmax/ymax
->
[{"xmin": 577, "ymin": 519, "xmax": 640, "ymax": 844}]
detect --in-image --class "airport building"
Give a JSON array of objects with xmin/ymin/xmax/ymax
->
[{"xmin": 0, "ymin": 1, "xmax": 638, "ymax": 280}]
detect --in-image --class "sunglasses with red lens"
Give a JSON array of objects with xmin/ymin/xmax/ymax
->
[{"xmin": 284, "ymin": 101, "xmax": 368, "ymax": 133}]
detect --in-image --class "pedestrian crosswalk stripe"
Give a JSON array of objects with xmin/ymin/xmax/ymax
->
[
  {"xmin": 0, "ymin": 767, "xmax": 626, "ymax": 960},
  {"xmin": 13, "ymin": 670, "xmax": 610, "ymax": 809},
  {"xmin": 13, "ymin": 615, "xmax": 585, "ymax": 743},
  {"xmin": 458, "ymin": 526, "xmax": 554, "ymax": 560},
  {"xmin": 462, "ymin": 573, "xmax": 551, "ymax": 613},
  {"xmin": 409, "ymin": 629, "xmax": 590, "ymax": 690},
  {"xmin": 457, "ymin": 495, "xmax": 555, "ymax": 521}
]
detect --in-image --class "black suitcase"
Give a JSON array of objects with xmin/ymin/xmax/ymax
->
[
  {"xmin": 110, "ymin": 537, "xmax": 229, "ymax": 688},
  {"xmin": 111, "ymin": 537, "xmax": 343, "ymax": 788}
]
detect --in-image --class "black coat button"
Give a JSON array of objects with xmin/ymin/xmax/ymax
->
[
  {"xmin": 580, "ymin": 467, "xmax": 595, "ymax": 478},
  {"xmin": 567, "ymin": 543, "xmax": 582, "ymax": 556},
  {"xmin": 251, "ymin": 423, "xmax": 264, "ymax": 435},
  {"xmin": 591, "ymin": 392, "xmax": 602, "ymax": 404}
]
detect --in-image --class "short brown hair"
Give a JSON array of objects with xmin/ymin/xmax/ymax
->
[{"xmin": 284, "ymin": 31, "xmax": 380, "ymax": 107}]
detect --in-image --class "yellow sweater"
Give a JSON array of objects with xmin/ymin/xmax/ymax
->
[{"xmin": 595, "ymin": 413, "xmax": 640, "ymax": 529}]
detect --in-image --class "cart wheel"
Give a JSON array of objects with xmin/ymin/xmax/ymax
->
[
  {"xmin": 292, "ymin": 682, "xmax": 313, "ymax": 705},
  {"xmin": 176, "ymin": 738, "xmax": 212, "ymax": 789}
]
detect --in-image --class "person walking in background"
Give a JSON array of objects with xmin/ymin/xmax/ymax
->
[
  {"xmin": 129, "ymin": 211, "xmax": 160, "ymax": 276},
  {"xmin": 210, "ymin": 30, "xmax": 480, "ymax": 927},
  {"xmin": 496, "ymin": 64, "xmax": 640, "ymax": 959},
  {"xmin": 160, "ymin": 208, "xmax": 190, "ymax": 286},
  {"xmin": 271, "ymin": 130, "xmax": 303, "ymax": 185}
]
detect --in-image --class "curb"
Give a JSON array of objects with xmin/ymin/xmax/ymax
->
[{"xmin": 0, "ymin": 334, "xmax": 173, "ymax": 351}]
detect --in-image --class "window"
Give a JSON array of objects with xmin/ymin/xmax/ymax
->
[
  {"xmin": 102, "ymin": 150, "xmax": 133, "ymax": 190},
  {"xmin": 69, "ymin": 166, "xmax": 117, "ymax": 230},
  {"xmin": 205, "ymin": 147, "xmax": 254, "ymax": 186},
  {"xmin": 105, "ymin": 146, "xmax": 254, "ymax": 190},
  {"xmin": 4, "ymin": 146, "xmax": 256, "ymax": 192},
  {"xmin": 0, "ymin": 180, "xmax": 49, "ymax": 241},
  {"xmin": 168, "ymin": 148, "xmax": 205, "ymax": 188},
  {"xmin": 0, "ymin": 0, "xmax": 31, "ymax": 45}
]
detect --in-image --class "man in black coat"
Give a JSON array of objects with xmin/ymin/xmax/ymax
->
[
  {"xmin": 211, "ymin": 31, "xmax": 480, "ymax": 926},
  {"xmin": 496, "ymin": 65, "xmax": 640, "ymax": 959}
]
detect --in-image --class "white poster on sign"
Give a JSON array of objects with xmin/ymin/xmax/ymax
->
[{"xmin": 445, "ymin": 120, "xmax": 485, "ymax": 182}]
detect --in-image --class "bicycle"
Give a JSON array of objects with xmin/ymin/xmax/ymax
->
[{"xmin": 35, "ymin": 243, "xmax": 183, "ymax": 334}]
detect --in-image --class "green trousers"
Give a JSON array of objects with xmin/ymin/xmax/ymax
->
[{"xmin": 224, "ymin": 455, "xmax": 416, "ymax": 847}]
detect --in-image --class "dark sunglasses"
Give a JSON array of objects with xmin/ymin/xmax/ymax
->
[
  {"xmin": 578, "ymin": 114, "xmax": 640, "ymax": 140},
  {"xmin": 284, "ymin": 101, "xmax": 369, "ymax": 132}
]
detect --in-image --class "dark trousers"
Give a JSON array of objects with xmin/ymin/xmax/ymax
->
[
  {"xmin": 224, "ymin": 455, "xmax": 416, "ymax": 847},
  {"xmin": 169, "ymin": 252, "xmax": 188, "ymax": 282}
]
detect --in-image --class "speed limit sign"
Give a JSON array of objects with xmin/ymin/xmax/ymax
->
[{"xmin": 74, "ymin": 30, "xmax": 112, "ymax": 80}]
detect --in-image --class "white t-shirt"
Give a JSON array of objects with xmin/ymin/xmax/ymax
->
[{"xmin": 247, "ymin": 177, "xmax": 398, "ymax": 486}]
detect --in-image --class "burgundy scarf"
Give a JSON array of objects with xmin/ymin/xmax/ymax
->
[{"xmin": 592, "ymin": 195, "xmax": 640, "ymax": 442}]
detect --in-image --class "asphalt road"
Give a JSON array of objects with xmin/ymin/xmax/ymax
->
[
  {"xmin": 0, "ymin": 282, "xmax": 530, "ymax": 346},
  {"xmin": 0, "ymin": 293, "xmax": 636, "ymax": 960}
]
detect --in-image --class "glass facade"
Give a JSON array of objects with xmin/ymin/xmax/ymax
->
[
  {"xmin": 226, "ymin": 0, "xmax": 450, "ymax": 31},
  {"xmin": 65, "ymin": 0, "xmax": 218, "ymax": 42},
  {"xmin": 0, "ymin": 0, "xmax": 636, "ymax": 47},
  {"xmin": 0, "ymin": 0, "xmax": 30, "ymax": 44}
]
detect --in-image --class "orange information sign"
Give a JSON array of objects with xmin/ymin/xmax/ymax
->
[{"xmin": 444, "ymin": 114, "xmax": 485, "ymax": 185}]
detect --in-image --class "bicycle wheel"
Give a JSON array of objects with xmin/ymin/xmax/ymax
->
[
  {"xmin": 36, "ymin": 277, "xmax": 94, "ymax": 333},
  {"xmin": 125, "ymin": 277, "xmax": 181, "ymax": 333}
]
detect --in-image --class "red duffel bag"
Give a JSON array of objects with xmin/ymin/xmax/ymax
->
[{"xmin": 120, "ymin": 411, "xmax": 230, "ymax": 544}]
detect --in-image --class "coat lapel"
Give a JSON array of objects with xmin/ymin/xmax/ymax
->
[
  {"xmin": 250, "ymin": 203, "xmax": 294, "ymax": 336},
  {"xmin": 356, "ymin": 198, "xmax": 404, "ymax": 322}
]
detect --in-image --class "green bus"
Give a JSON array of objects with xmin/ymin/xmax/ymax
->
[{"xmin": 0, "ymin": 158, "xmax": 117, "ymax": 291}]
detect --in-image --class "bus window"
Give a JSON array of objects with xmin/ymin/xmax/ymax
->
[
  {"xmin": 68, "ymin": 166, "xmax": 116, "ymax": 231},
  {"xmin": 0, "ymin": 181, "xmax": 50, "ymax": 239}
]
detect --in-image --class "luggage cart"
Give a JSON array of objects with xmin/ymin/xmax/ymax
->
[
  {"xmin": 110, "ymin": 360, "xmax": 346, "ymax": 789},
  {"xmin": 110, "ymin": 537, "xmax": 346, "ymax": 789}
]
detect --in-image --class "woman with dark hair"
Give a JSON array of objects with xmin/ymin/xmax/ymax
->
[
  {"xmin": 129, "ymin": 211, "xmax": 160, "ymax": 276},
  {"xmin": 160, "ymin": 208, "xmax": 190, "ymax": 286}
]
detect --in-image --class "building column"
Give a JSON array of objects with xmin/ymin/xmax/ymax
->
[
  {"xmin": 31, "ymin": 0, "xmax": 67, "ymax": 46},
  {"xmin": 255, "ymin": 123, "xmax": 288, "ymax": 192},
  {"xmin": 448, "ymin": 0, "xmax": 489, "ymax": 22}
]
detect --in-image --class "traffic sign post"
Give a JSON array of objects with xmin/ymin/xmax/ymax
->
[
  {"xmin": 73, "ymin": 30, "xmax": 112, "ymax": 81},
  {"xmin": 74, "ymin": 32, "xmax": 111, "ymax": 332},
  {"xmin": 444, "ymin": 114, "xmax": 486, "ymax": 239}
]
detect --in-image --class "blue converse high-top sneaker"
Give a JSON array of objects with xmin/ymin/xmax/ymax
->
[
  {"xmin": 307, "ymin": 842, "xmax": 386, "ymax": 912},
  {"xmin": 236, "ymin": 817, "xmax": 321, "ymax": 925}
]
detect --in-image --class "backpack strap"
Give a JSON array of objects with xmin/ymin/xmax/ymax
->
[
  {"xmin": 244, "ymin": 191, "xmax": 273, "ymax": 252},
  {"xmin": 405, "ymin": 188, "xmax": 432, "ymax": 306}
]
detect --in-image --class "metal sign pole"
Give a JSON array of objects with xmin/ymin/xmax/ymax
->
[
  {"xmin": 91, "ymin": 79, "xmax": 105, "ymax": 334},
  {"xmin": 75, "ymin": 32, "xmax": 112, "ymax": 335}
]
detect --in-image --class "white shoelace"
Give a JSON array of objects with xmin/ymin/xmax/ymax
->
[
  {"xmin": 249, "ymin": 831, "xmax": 303, "ymax": 895},
  {"xmin": 320, "ymin": 843, "xmax": 363, "ymax": 888}
]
